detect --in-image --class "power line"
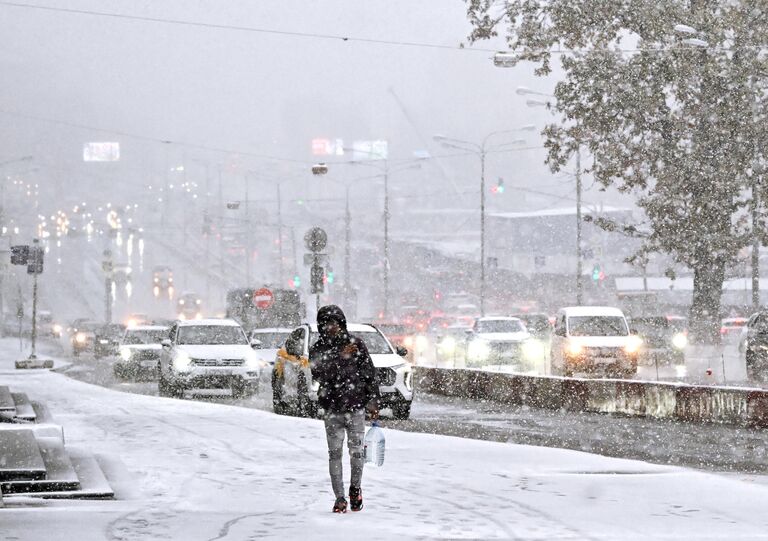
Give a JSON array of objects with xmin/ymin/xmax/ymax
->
[
  {"xmin": 0, "ymin": 107, "xmax": 310, "ymax": 165},
  {"xmin": 0, "ymin": 1, "xmax": 495, "ymax": 53}
]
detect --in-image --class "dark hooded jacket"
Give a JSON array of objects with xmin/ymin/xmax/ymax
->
[{"xmin": 309, "ymin": 305, "xmax": 379, "ymax": 413}]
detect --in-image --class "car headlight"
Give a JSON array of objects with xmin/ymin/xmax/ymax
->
[
  {"xmin": 75, "ymin": 332, "xmax": 87, "ymax": 344},
  {"xmin": 172, "ymin": 351, "xmax": 192, "ymax": 371},
  {"xmin": 403, "ymin": 336, "xmax": 414, "ymax": 348},
  {"xmin": 468, "ymin": 339, "xmax": 490, "ymax": 360},
  {"xmin": 53, "ymin": 324, "xmax": 62, "ymax": 334},
  {"xmin": 415, "ymin": 335, "xmax": 429, "ymax": 353},
  {"xmin": 119, "ymin": 347, "xmax": 133, "ymax": 361},
  {"xmin": 438, "ymin": 336, "xmax": 456, "ymax": 354},
  {"xmin": 522, "ymin": 339, "xmax": 546, "ymax": 361},
  {"xmin": 672, "ymin": 332, "xmax": 688, "ymax": 350},
  {"xmin": 566, "ymin": 341, "xmax": 583, "ymax": 356},
  {"xmin": 625, "ymin": 335, "xmax": 643, "ymax": 354},
  {"xmin": 245, "ymin": 351, "xmax": 267, "ymax": 372}
]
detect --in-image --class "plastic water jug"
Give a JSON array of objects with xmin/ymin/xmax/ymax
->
[{"xmin": 364, "ymin": 421, "xmax": 386, "ymax": 467}]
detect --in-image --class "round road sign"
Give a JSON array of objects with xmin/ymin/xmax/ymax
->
[
  {"xmin": 253, "ymin": 287, "xmax": 274, "ymax": 309},
  {"xmin": 304, "ymin": 227, "xmax": 328, "ymax": 253}
]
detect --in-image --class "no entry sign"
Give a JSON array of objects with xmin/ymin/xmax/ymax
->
[{"xmin": 253, "ymin": 288, "xmax": 274, "ymax": 309}]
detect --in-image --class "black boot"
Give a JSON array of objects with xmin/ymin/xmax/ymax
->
[
  {"xmin": 332, "ymin": 496, "xmax": 347, "ymax": 513},
  {"xmin": 349, "ymin": 486, "xmax": 363, "ymax": 512}
]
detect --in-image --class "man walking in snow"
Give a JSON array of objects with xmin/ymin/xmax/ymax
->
[{"xmin": 310, "ymin": 305, "xmax": 379, "ymax": 513}]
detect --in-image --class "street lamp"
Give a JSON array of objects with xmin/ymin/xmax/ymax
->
[
  {"xmin": 316, "ymin": 154, "xmax": 423, "ymax": 318},
  {"xmin": 320, "ymin": 172, "xmax": 381, "ymax": 312},
  {"xmin": 432, "ymin": 130, "xmax": 530, "ymax": 316},
  {"xmin": 520, "ymin": 87, "xmax": 585, "ymax": 305}
]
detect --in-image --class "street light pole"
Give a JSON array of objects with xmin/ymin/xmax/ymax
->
[
  {"xmin": 752, "ymin": 174, "xmax": 761, "ymax": 309},
  {"xmin": 518, "ymin": 88, "xmax": 586, "ymax": 304},
  {"xmin": 433, "ymin": 131, "xmax": 530, "ymax": 316},
  {"xmin": 383, "ymin": 162, "xmax": 390, "ymax": 318},
  {"xmin": 277, "ymin": 183, "xmax": 285, "ymax": 287},
  {"xmin": 479, "ymin": 149, "xmax": 487, "ymax": 316},
  {"xmin": 344, "ymin": 184, "xmax": 352, "ymax": 309},
  {"xmin": 244, "ymin": 174, "xmax": 252, "ymax": 286},
  {"xmin": 575, "ymin": 147, "xmax": 583, "ymax": 305}
]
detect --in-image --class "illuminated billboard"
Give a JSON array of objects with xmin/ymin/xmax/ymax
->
[
  {"xmin": 352, "ymin": 140, "xmax": 388, "ymax": 161},
  {"xmin": 83, "ymin": 142, "xmax": 120, "ymax": 162},
  {"xmin": 311, "ymin": 138, "xmax": 345, "ymax": 156}
]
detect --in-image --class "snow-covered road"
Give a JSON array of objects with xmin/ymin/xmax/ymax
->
[{"xmin": 3, "ymin": 342, "xmax": 768, "ymax": 539}]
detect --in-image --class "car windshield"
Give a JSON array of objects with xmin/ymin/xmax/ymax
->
[
  {"xmin": 515, "ymin": 315, "xmax": 551, "ymax": 333},
  {"xmin": 568, "ymin": 316, "xmax": 629, "ymax": 337},
  {"xmin": 630, "ymin": 318, "xmax": 672, "ymax": 338},
  {"xmin": 310, "ymin": 330, "xmax": 393, "ymax": 354},
  {"xmin": 475, "ymin": 320, "xmax": 524, "ymax": 333},
  {"xmin": 98, "ymin": 325, "xmax": 125, "ymax": 336},
  {"xmin": 178, "ymin": 325, "xmax": 247, "ymax": 345},
  {"xmin": 123, "ymin": 330, "xmax": 168, "ymax": 345},
  {"xmin": 251, "ymin": 332, "xmax": 290, "ymax": 348},
  {"xmin": 378, "ymin": 325, "xmax": 408, "ymax": 335}
]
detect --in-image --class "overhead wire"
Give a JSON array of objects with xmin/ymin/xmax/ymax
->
[{"xmin": 0, "ymin": 1, "xmax": 494, "ymax": 53}]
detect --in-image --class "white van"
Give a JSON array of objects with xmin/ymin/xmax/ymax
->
[{"xmin": 550, "ymin": 306, "xmax": 640, "ymax": 378}]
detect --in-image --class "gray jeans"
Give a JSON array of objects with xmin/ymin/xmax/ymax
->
[{"xmin": 323, "ymin": 409, "xmax": 365, "ymax": 498}]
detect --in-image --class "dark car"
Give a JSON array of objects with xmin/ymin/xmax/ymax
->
[
  {"xmin": 740, "ymin": 312, "xmax": 768, "ymax": 381},
  {"xmin": 70, "ymin": 320, "xmax": 100, "ymax": 357},
  {"xmin": 94, "ymin": 324, "xmax": 127, "ymax": 358},
  {"xmin": 512, "ymin": 312, "xmax": 552, "ymax": 340},
  {"xmin": 628, "ymin": 316, "xmax": 688, "ymax": 367}
]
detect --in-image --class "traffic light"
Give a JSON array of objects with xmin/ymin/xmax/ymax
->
[
  {"xmin": 591, "ymin": 263, "xmax": 605, "ymax": 283},
  {"xmin": 491, "ymin": 178, "xmax": 505, "ymax": 194},
  {"xmin": 311, "ymin": 264, "xmax": 324, "ymax": 294},
  {"xmin": 326, "ymin": 270, "xmax": 335, "ymax": 284},
  {"xmin": 290, "ymin": 275, "xmax": 301, "ymax": 288}
]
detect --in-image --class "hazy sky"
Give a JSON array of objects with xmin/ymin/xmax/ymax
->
[{"xmin": 0, "ymin": 1, "xmax": 626, "ymax": 219}]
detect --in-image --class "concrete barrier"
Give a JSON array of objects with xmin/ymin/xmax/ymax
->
[{"xmin": 414, "ymin": 366, "xmax": 768, "ymax": 428}]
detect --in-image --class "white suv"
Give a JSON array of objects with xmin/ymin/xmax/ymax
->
[
  {"xmin": 159, "ymin": 319, "xmax": 265, "ymax": 398},
  {"xmin": 550, "ymin": 306, "xmax": 640, "ymax": 378},
  {"xmin": 272, "ymin": 323, "xmax": 414, "ymax": 419}
]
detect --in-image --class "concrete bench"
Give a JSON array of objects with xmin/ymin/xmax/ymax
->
[
  {"xmin": 0, "ymin": 386, "xmax": 16, "ymax": 415},
  {"xmin": 0, "ymin": 429, "xmax": 47, "ymax": 482},
  {"xmin": 11, "ymin": 393, "xmax": 36, "ymax": 422},
  {"xmin": 1, "ymin": 437, "xmax": 80, "ymax": 495}
]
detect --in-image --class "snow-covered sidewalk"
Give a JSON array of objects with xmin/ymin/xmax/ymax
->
[{"xmin": 2, "ymin": 342, "xmax": 768, "ymax": 540}]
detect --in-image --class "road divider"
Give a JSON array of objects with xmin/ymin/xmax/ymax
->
[{"xmin": 414, "ymin": 367, "xmax": 768, "ymax": 428}]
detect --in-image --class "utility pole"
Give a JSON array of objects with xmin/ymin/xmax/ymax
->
[
  {"xmin": 575, "ymin": 146, "xmax": 583, "ymax": 305},
  {"xmin": 752, "ymin": 174, "xmax": 761, "ymax": 310},
  {"xmin": 383, "ymin": 162, "xmax": 390, "ymax": 318},
  {"xmin": 103, "ymin": 249, "xmax": 113, "ymax": 324},
  {"xmin": 29, "ymin": 240, "xmax": 40, "ymax": 359},
  {"xmin": 344, "ymin": 184, "xmax": 352, "ymax": 309},
  {"xmin": 479, "ymin": 150, "xmax": 487, "ymax": 316},
  {"xmin": 244, "ymin": 174, "xmax": 252, "ymax": 286},
  {"xmin": 277, "ymin": 183, "xmax": 285, "ymax": 286}
]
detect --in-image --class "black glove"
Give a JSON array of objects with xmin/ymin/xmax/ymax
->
[{"xmin": 366, "ymin": 399, "xmax": 379, "ymax": 420}]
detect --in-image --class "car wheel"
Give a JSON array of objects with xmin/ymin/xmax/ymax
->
[
  {"xmin": 392, "ymin": 401, "xmax": 412, "ymax": 420},
  {"xmin": 296, "ymin": 373, "xmax": 318, "ymax": 419},
  {"xmin": 158, "ymin": 374, "xmax": 171, "ymax": 397},
  {"xmin": 231, "ymin": 379, "xmax": 247, "ymax": 399},
  {"xmin": 272, "ymin": 371, "xmax": 289, "ymax": 415},
  {"xmin": 113, "ymin": 364, "xmax": 125, "ymax": 380}
]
